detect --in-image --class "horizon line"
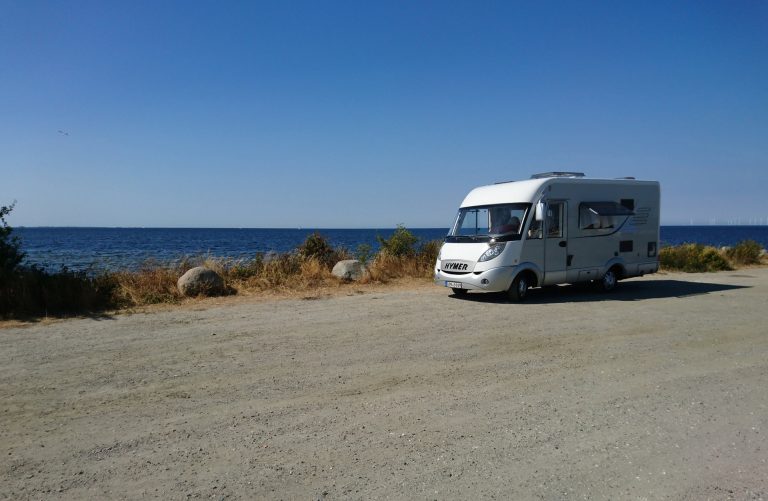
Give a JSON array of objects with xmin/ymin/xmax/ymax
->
[{"xmin": 13, "ymin": 223, "xmax": 768, "ymax": 230}]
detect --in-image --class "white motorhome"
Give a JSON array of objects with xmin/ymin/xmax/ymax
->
[{"xmin": 434, "ymin": 172, "xmax": 660, "ymax": 301}]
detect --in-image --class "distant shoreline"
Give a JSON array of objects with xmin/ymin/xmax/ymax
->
[
  {"xmin": 13, "ymin": 224, "xmax": 768, "ymax": 230},
  {"xmin": 13, "ymin": 226, "xmax": 768, "ymax": 274}
]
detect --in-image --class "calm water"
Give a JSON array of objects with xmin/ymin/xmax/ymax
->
[
  {"xmin": 13, "ymin": 226, "xmax": 768, "ymax": 272},
  {"xmin": 14, "ymin": 227, "xmax": 450, "ymax": 272}
]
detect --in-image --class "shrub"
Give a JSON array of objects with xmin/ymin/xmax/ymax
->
[
  {"xmin": 366, "ymin": 238, "xmax": 442, "ymax": 281},
  {"xmin": 0, "ymin": 266, "xmax": 118, "ymax": 318},
  {"xmin": 724, "ymin": 240, "xmax": 764, "ymax": 266},
  {"xmin": 297, "ymin": 232, "xmax": 334, "ymax": 266},
  {"xmin": 659, "ymin": 243, "xmax": 732, "ymax": 272},
  {"xmin": 297, "ymin": 232, "xmax": 350, "ymax": 268},
  {"xmin": 417, "ymin": 239, "xmax": 442, "ymax": 269},
  {"xmin": 0, "ymin": 202, "xmax": 25, "ymax": 281},
  {"xmin": 377, "ymin": 224, "xmax": 418, "ymax": 257}
]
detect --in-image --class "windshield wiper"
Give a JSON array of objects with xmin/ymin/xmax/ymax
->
[{"xmin": 448, "ymin": 234, "xmax": 490, "ymax": 242}]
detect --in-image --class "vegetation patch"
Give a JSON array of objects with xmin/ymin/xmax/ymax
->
[
  {"xmin": 1, "ymin": 211, "xmax": 443, "ymax": 319},
  {"xmin": 723, "ymin": 239, "xmax": 763, "ymax": 266},
  {"xmin": 659, "ymin": 243, "xmax": 733, "ymax": 272},
  {"xmin": 3, "ymin": 200, "xmax": 766, "ymax": 319}
]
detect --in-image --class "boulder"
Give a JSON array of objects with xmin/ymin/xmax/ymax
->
[
  {"xmin": 332, "ymin": 260, "xmax": 366, "ymax": 281},
  {"xmin": 177, "ymin": 266, "xmax": 225, "ymax": 297}
]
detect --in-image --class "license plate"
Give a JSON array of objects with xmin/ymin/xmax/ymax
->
[{"xmin": 445, "ymin": 281, "xmax": 462, "ymax": 289}]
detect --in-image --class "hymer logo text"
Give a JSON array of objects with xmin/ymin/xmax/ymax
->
[{"xmin": 444, "ymin": 262, "xmax": 468, "ymax": 271}]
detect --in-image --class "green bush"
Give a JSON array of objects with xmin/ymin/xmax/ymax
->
[
  {"xmin": 297, "ymin": 232, "xmax": 338, "ymax": 268},
  {"xmin": 1, "ymin": 266, "xmax": 118, "ymax": 318},
  {"xmin": 0, "ymin": 202, "xmax": 25, "ymax": 281},
  {"xmin": 377, "ymin": 224, "xmax": 419, "ymax": 257},
  {"xmin": 659, "ymin": 243, "xmax": 732, "ymax": 272},
  {"xmin": 724, "ymin": 240, "xmax": 763, "ymax": 265}
]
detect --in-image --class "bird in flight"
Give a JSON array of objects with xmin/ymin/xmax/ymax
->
[{"xmin": 58, "ymin": 130, "xmax": 69, "ymax": 136}]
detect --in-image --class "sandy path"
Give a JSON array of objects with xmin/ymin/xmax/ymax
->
[{"xmin": 2, "ymin": 270, "xmax": 767, "ymax": 500}]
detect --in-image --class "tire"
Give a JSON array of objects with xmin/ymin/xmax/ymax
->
[
  {"xmin": 507, "ymin": 273, "xmax": 530, "ymax": 302},
  {"xmin": 452, "ymin": 288, "xmax": 468, "ymax": 295},
  {"xmin": 598, "ymin": 267, "xmax": 618, "ymax": 292}
]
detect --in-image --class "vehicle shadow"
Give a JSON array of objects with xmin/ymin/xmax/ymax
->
[{"xmin": 451, "ymin": 279, "xmax": 750, "ymax": 304}]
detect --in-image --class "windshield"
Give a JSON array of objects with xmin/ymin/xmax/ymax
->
[{"xmin": 447, "ymin": 203, "xmax": 530, "ymax": 242}]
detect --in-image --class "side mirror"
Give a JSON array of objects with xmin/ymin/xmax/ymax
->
[{"xmin": 535, "ymin": 201, "xmax": 545, "ymax": 221}]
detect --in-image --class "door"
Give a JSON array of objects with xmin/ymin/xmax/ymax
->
[{"xmin": 543, "ymin": 201, "xmax": 567, "ymax": 284}]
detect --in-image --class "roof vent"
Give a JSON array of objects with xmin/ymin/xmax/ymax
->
[{"xmin": 530, "ymin": 171, "xmax": 585, "ymax": 179}]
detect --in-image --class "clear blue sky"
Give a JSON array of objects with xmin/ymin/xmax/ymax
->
[{"xmin": 1, "ymin": 0, "xmax": 766, "ymax": 227}]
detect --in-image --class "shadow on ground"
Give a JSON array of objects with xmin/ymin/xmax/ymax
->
[
  {"xmin": 1, "ymin": 311, "xmax": 116, "ymax": 325},
  {"xmin": 451, "ymin": 279, "xmax": 751, "ymax": 304}
]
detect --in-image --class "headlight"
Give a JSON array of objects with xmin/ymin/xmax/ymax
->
[{"xmin": 478, "ymin": 242, "xmax": 506, "ymax": 262}]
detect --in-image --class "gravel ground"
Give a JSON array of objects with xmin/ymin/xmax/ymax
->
[{"xmin": 1, "ymin": 270, "xmax": 767, "ymax": 500}]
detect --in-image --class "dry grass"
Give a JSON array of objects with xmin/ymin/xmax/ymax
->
[
  {"xmin": 111, "ymin": 266, "xmax": 183, "ymax": 306},
  {"xmin": 363, "ymin": 240, "xmax": 440, "ymax": 283},
  {"xmin": 724, "ymin": 240, "xmax": 764, "ymax": 266},
  {"xmin": 105, "ymin": 243, "xmax": 439, "ymax": 309}
]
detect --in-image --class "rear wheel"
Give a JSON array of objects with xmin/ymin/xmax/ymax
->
[
  {"xmin": 507, "ymin": 273, "xmax": 530, "ymax": 302},
  {"xmin": 452, "ymin": 288, "xmax": 468, "ymax": 295},
  {"xmin": 598, "ymin": 267, "xmax": 619, "ymax": 292}
]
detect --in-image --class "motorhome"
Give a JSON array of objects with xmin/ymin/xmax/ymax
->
[{"xmin": 434, "ymin": 172, "xmax": 660, "ymax": 301}]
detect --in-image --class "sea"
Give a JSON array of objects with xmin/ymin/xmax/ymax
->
[{"xmin": 13, "ymin": 226, "xmax": 768, "ymax": 273}]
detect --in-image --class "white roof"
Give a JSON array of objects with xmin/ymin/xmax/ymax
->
[
  {"xmin": 461, "ymin": 178, "xmax": 547, "ymax": 207},
  {"xmin": 460, "ymin": 176, "xmax": 657, "ymax": 207}
]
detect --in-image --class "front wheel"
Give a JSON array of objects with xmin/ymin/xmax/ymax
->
[
  {"xmin": 507, "ymin": 273, "xmax": 530, "ymax": 302},
  {"xmin": 598, "ymin": 268, "xmax": 618, "ymax": 292}
]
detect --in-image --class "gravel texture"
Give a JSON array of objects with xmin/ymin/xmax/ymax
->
[{"xmin": 1, "ymin": 270, "xmax": 767, "ymax": 499}]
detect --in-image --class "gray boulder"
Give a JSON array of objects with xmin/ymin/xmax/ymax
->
[
  {"xmin": 332, "ymin": 260, "xmax": 366, "ymax": 281},
  {"xmin": 177, "ymin": 266, "xmax": 225, "ymax": 297}
]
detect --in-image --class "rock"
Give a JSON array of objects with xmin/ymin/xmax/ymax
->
[
  {"xmin": 332, "ymin": 260, "xmax": 366, "ymax": 281},
  {"xmin": 177, "ymin": 267, "xmax": 225, "ymax": 297}
]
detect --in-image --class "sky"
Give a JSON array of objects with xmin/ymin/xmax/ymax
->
[{"xmin": 1, "ymin": 0, "xmax": 766, "ymax": 228}]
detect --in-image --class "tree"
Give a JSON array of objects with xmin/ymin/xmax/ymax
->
[{"xmin": 0, "ymin": 202, "xmax": 25, "ymax": 279}]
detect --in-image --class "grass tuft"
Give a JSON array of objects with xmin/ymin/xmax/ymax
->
[
  {"xmin": 366, "ymin": 239, "xmax": 441, "ymax": 282},
  {"xmin": 111, "ymin": 265, "xmax": 182, "ymax": 306}
]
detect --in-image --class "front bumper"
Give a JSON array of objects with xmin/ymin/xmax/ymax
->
[{"xmin": 434, "ymin": 265, "xmax": 518, "ymax": 293}]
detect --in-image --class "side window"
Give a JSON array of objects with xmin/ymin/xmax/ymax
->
[
  {"xmin": 579, "ymin": 202, "xmax": 633, "ymax": 232},
  {"xmin": 546, "ymin": 203, "xmax": 563, "ymax": 238},
  {"xmin": 580, "ymin": 204, "xmax": 608, "ymax": 230}
]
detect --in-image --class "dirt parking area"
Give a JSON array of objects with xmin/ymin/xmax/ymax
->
[{"xmin": 2, "ymin": 270, "xmax": 767, "ymax": 500}]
